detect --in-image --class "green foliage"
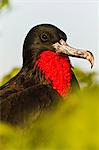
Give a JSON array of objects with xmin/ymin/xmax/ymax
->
[
  {"xmin": 0, "ymin": 68, "xmax": 99, "ymax": 150},
  {"xmin": 0, "ymin": 0, "xmax": 9, "ymax": 9},
  {"xmin": 73, "ymin": 67, "xmax": 98, "ymax": 88},
  {"xmin": 0, "ymin": 67, "xmax": 20, "ymax": 86}
]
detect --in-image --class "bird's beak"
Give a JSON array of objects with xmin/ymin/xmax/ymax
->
[{"xmin": 53, "ymin": 39, "xmax": 94, "ymax": 68}]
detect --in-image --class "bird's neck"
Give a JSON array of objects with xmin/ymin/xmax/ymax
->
[{"xmin": 35, "ymin": 50, "xmax": 72, "ymax": 96}]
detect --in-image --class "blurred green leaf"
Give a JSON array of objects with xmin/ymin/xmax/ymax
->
[
  {"xmin": 0, "ymin": 0, "xmax": 9, "ymax": 9},
  {"xmin": 0, "ymin": 67, "xmax": 20, "ymax": 86},
  {"xmin": 73, "ymin": 67, "xmax": 98, "ymax": 88}
]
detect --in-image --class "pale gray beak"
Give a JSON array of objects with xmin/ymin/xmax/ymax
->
[{"xmin": 53, "ymin": 39, "xmax": 94, "ymax": 68}]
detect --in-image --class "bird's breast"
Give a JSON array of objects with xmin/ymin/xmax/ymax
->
[{"xmin": 35, "ymin": 50, "xmax": 72, "ymax": 96}]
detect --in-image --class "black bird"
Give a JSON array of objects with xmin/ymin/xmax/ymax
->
[{"xmin": 0, "ymin": 24, "xmax": 94, "ymax": 125}]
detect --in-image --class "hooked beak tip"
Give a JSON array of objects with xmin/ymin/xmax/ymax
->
[{"xmin": 86, "ymin": 51, "xmax": 94, "ymax": 69}]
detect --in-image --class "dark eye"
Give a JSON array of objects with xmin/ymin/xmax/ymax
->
[{"xmin": 40, "ymin": 33, "xmax": 48, "ymax": 42}]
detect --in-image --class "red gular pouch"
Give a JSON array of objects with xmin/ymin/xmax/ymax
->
[{"xmin": 35, "ymin": 50, "xmax": 72, "ymax": 96}]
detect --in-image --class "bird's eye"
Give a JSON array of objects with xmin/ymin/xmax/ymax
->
[{"xmin": 40, "ymin": 33, "xmax": 48, "ymax": 42}]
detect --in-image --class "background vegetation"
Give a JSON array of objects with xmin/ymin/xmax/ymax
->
[
  {"xmin": 0, "ymin": 0, "xmax": 9, "ymax": 9},
  {"xmin": 0, "ymin": 68, "xmax": 99, "ymax": 150}
]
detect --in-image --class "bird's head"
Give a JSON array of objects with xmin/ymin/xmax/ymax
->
[{"xmin": 23, "ymin": 23, "xmax": 94, "ymax": 68}]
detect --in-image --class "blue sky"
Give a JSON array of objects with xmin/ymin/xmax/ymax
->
[{"xmin": 0, "ymin": 0, "xmax": 99, "ymax": 78}]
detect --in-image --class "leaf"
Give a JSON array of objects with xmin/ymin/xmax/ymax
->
[{"xmin": 0, "ymin": 0, "xmax": 9, "ymax": 9}]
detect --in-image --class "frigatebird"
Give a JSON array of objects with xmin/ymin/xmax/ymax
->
[{"xmin": 0, "ymin": 24, "xmax": 94, "ymax": 125}]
